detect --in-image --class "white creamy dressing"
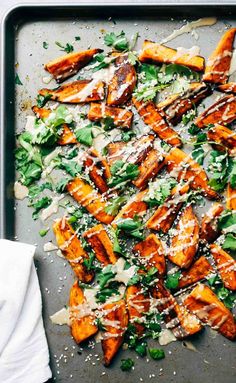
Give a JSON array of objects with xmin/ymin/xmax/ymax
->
[
  {"xmin": 25, "ymin": 116, "xmax": 36, "ymax": 135},
  {"xmin": 14, "ymin": 181, "xmax": 29, "ymax": 200},
  {"xmin": 161, "ymin": 17, "xmax": 217, "ymax": 44},
  {"xmin": 173, "ymin": 46, "xmax": 201, "ymax": 60},
  {"xmin": 41, "ymin": 194, "xmax": 64, "ymax": 221},
  {"xmin": 43, "ymin": 242, "xmax": 58, "ymax": 252},
  {"xmin": 109, "ymin": 258, "xmax": 137, "ymax": 285},
  {"xmin": 158, "ymin": 329, "xmax": 177, "ymax": 345},
  {"xmin": 42, "ymin": 75, "xmax": 53, "ymax": 84},
  {"xmin": 229, "ymin": 49, "xmax": 236, "ymax": 76},
  {"xmin": 50, "ymin": 307, "xmax": 70, "ymax": 325}
]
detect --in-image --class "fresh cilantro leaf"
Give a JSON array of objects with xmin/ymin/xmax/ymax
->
[
  {"xmin": 208, "ymin": 150, "xmax": 229, "ymax": 192},
  {"xmin": 143, "ymin": 178, "xmax": 177, "ymax": 207},
  {"xmin": 55, "ymin": 177, "xmax": 71, "ymax": 193},
  {"xmin": 28, "ymin": 182, "xmax": 52, "ymax": 199},
  {"xmin": 15, "ymin": 73, "xmax": 23, "ymax": 85},
  {"xmin": 207, "ymin": 274, "xmax": 236, "ymax": 309},
  {"xmin": 218, "ymin": 210, "xmax": 236, "ymax": 233},
  {"xmin": 43, "ymin": 41, "xmax": 49, "ymax": 49},
  {"xmin": 192, "ymin": 147, "xmax": 205, "ymax": 165},
  {"xmin": 222, "ymin": 233, "xmax": 236, "ymax": 252},
  {"xmin": 135, "ymin": 343, "xmax": 147, "ymax": 357},
  {"xmin": 75, "ymin": 36, "xmax": 81, "ymax": 41},
  {"xmin": 75, "ymin": 124, "xmax": 94, "ymax": 147},
  {"xmin": 133, "ymin": 82, "xmax": 169, "ymax": 102},
  {"xmin": 149, "ymin": 348, "xmax": 165, "ymax": 360},
  {"xmin": 165, "ymin": 271, "xmax": 181, "ymax": 290},
  {"xmin": 105, "ymin": 196, "xmax": 127, "ymax": 216},
  {"xmin": 110, "ymin": 227, "xmax": 122, "ymax": 254},
  {"xmin": 140, "ymin": 267, "xmax": 158, "ymax": 288},
  {"xmin": 188, "ymin": 123, "xmax": 201, "ymax": 135},
  {"xmin": 31, "ymin": 196, "xmax": 52, "ymax": 220},
  {"xmin": 97, "ymin": 267, "xmax": 115, "ymax": 289},
  {"xmin": 95, "ymin": 318, "xmax": 105, "ymax": 331},
  {"xmin": 103, "ymin": 116, "xmax": 116, "ymax": 131},
  {"xmin": 182, "ymin": 110, "xmax": 197, "ymax": 126},
  {"xmin": 36, "ymin": 93, "xmax": 52, "ymax": 107},
  {"xmin": 39, "ymin": 228, "xmax": 49, "ymax": 237},
  {"xmin": 116, "ymin": 217, "xmax": 144, "ymax": 239},
  {"xmin": 104, "ymin": 31, "xmax": 129, "ymax": 51},
  {"xmin": 83, "ymin": 253, "xmax": 95, "ymax": 271},
  {"xmin": 120, "ymin": 358, "xmax": 134, "ymax": 371},
  {"xmin": 55, "ymin": 41, "xmax": 74, "ymax": 53},
  {"xmin": 164, "ymin": 64, "xmax": 199, "ymax": 80},
  {"xmin": 128, "ymin": 51, "xmax": 138, "ymax": 65},
  {"xmin": 139, "ymin": 63, "xmax": 159, "ymax": 82},
  {"xmin": 91, "ymin": 53, "xmax": 115, "ymax": 72},
  {"xmin": 108, "ymin": 160, "xmax": 139, "ymax": 187},
  {"xmin": 96, "ymin": 286, "xmax": 119, "ymax": 303},
  {"xmin": 121, "ymin": 130, "xmax": 136, "ymax": 142},
  {"xmin": 59, "ymin": 160, "xmax": 82, "ymax": 177}
]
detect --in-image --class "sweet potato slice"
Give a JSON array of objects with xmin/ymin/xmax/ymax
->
[
  {"xmin": 178, "ymin": 256, "xmax": 213, "ymax": 289},
  {"xmin": 83, "ymin": 224, "xmax": 118, "ymax": 265},
  {"xmin": 32, "ymin": 105, "xmax": 77, "ymax": 145},
  {"xmin": 112, "ymin": 190, "xmax": 148, "ymax": 225},
  {"xmin": 69, "ymin": 282, "xmax": 98, "ymax": 344},
  {"xmin": 106, "ymin": 134, "xmax": 155, "ymax": 166},
  {"xmin": 107, "ymin": 54, "xmax": 137, "ymax": 106},
  {"xmin": 152, "ymin": 281, "xmax": 202, "ymax": 339},
  {"xmin": 200, "ymin": 203, "xmax": 224, "ymax": 243},
  {"xmin": 139, "ymin": 40, "xmax": 204, "ymax": 72},
  {"xmin": 126, "ymin": 285, "xmax": 150, "ymax": 336},
  {"xmin": 218, "ymin": 82, "xmax": 236, "ymax": 94},
  {"xmin": 226, "ymin": 183, "xmax": 236, "ymax": 210},
  {"xmin": 133, "ymin": 234, "xmax": 166, "ymax": 276},
  {"xmin": 53, "ymin": 218, "xmax": 94, "ymax": 282},
  {"xmin": 133, "ymin": 149, "xmax": 165, "ymax": 189},
  {"xmin": 133, "ymin": 97, "xmax": 182, "ymax": 147},
  {"xmin": 207, "ymin": 124, "xmax": 236, "ymax": 155},
  {"xmin": 165, "ymin": 147, "xmax": 219, "ymax": 200},
  {"xmin": 210, "ymin": 244, "xmax": 236, "ymax": 291},
  {"xmin": 45, "ymin": 48, "xmax": 103, "ymax": 83},
  {"xmin": 184, "ymin": 283, "xmax": 236, "ymax": 340},
  {"xmin": 169, "ymin": 205, "xmax": 199, "ymax": 269},
  {"xmin": 39, "ymin": 79, "xmax": 105, "ymax": 103},
  {"xmin": 67, "ymin": 178, "xmax": 114, "ymax": 224},
  {"xmin": 88, "ymin": 102, "xmax": 133, "ymax": 129},
  {"xmin": 203, "ymin": 28, "xmax": 236, "ymax": 84},
  {"xmin": 83, "ymin": 149, "xmax": 111, "ymax": 193},
  {"xmin": 157, "ymin": 82, "xmax": 211, "ymax": 125},
  {"xmin": 146, "ymin": 183, "xmax": 190, "ymax": 232},
  {"xmin": 101, "ymin": 300, "xmax": 128, "ymax": 366},
  {"xmin": 195, "ymin": 95, "xmax": 236, "ymax": 128}
]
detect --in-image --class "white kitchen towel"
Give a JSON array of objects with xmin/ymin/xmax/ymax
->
[{"xmin": 0, "ymin": 239, "xmax": 52, "ymax": 383}]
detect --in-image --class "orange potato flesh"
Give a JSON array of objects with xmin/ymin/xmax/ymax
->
[
  {"xmin": 53, "ymin": 218, "xmax": 94, "ymax": 282},
  {"xmin": 207, "ymin": 124, "xmax": 236, "ymax": 155},
  {"xmin": 157, "ymin": 82, "xmax": 211, "ymax": 125},
  {"xmin": 133, "ymin": 234, "xmax": 166, "ymax": 276},
  {"xmin": 203, "ymin": 28, "xmax": 236, "ymax": 84},
  {"xmin": 146, "ymin": 183, "xmax": 190, "ymax": 233},
  {"xmin": 133, "ymin": 149, "xmax": 165, "ymax": 190},
  {"xmin": 126, "ymin": 285, "xmax": 150, "ymax": 337},
  {"xmin": 132, "ymin": 97, "xmax": 182, "ymax": 147},
  {"xmin": 184, "ymin": 283, "xmax": 236, "ymax": 340},
  {"xmin": 83, "ymin": 224, "xmax": 118, "ymax": 265},
  {"xmin": 139, "ymin": 40, "xmax": 204, "ymax": 72},
  {"xmin": 210, "ymin": 244, "xmax": 236, "ymax": 291},
  {"xmin": 107, "ymin": 54, "xmax": 137, "ymax": 106},
  {"xmin": 195, "ymin": 94, "xmax": 236, "ymax": 128},
  {"xmin": 101, "ymin": 300, "xmax": 128, "ymax": 366},
  {"xmin": 83, "ymin": 149, "xmax": 111, "ymax": 194},
  {"xmin": 69, "ymin": 282, "xmax": 98, "ymax": 344},
  {"xmin": 88, "ymin": 102, "xmax": 133, "ymax": 129},
  {"xmin": 32, "ymin": 105, "xmax": 77, "ymax": 145},
  {"xmin": 112, "ymin": 190, "xmax": 148, "ymax": 225},
  {"xmin": 39, "ymin": 79, "xmax": 105, "ymax": 104},
  {"xmin": 218, "ymin": 82, "xmax": 236, "ymax": 94},
  {"xmin": 67, "ymin": 178, "xmax": 114, "ymax": 224},
  {"xmin": 45, "ymin": 48, "xmax": 103, "ymax": 82},
  {"xmin": 226, "ymin": 183, "xmax": 236, "ymax": 210},
  {"xmin": 152, "ymin": 281, "xmax": 202, "ymax": 339},
  {"xmin": 165, "ymin": 147, "xmax": 220, "ymax": 200},
  {"xmin": 200, "ymin": 203, "xmax": 224, "ymax": 243},
  {"xmin": 178, "ymin": 256, "xmax": 214, "ymax": 289},
  {"xmin": 169, "ymin": 205, "xmax": 199, "ymax": 269}
]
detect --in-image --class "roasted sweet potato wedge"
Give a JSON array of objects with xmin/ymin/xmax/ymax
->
[
  {"xmin": 203, "ymin": 28, "xmax": 236, "ymax": 84},
  {"xmin": 39, "ymin": 79, "xmax": 105, "ymax": 103},
  {"xmin": 83, "ymin": 149, "xmax": 111, "ymax": 193},
  {"xmin": 133, "ymin": 233, "xmax": 166, "ymax": 276},
  {"xmin": 195, "ymin": 95, "xmax": 236, "ymax": 128},
  {"xmin": 210, "ymin": 244, "xmax": 236, "ymax": 291},
  {"xmin": 226, "ymin": 183, "xmax": 236, "ymax": 210},
  {"xmin": 139, "ymin": 40, "xmax": 204, "ymax": 72},
  {"xmin": 112, "ymin": 190, "xmax": 148, "ymax": 225},
  {"xmin": 178, "ymin": 256, "xmax": 213, "ymax": 289},
  {"xmin": 107, "ymin": 54, "xmax": 137, "ymax": 106},
  {"xmin": 45, "ymin": 48, "xmax": 103, "ymax": 83},
  {"xmin": 133, "ymin": 149, "xmax": 165, "ymax": 189},
  {"xmin": 101, "ymin": 300, "xmax": 128, "ymax": 366},
  {"xmin": 132, "ymin": 97, "xmax": 182, "ymax": 147},
  {"xmin": 184, "ymin": 283, "xmax": 236, "ymax": 340},
  {"xmin": 200, "ymin": 203, "xmax": 224, "ymax": 243},
  {"xmin": 32, "ymin": 105, "xmax": 77, "ymax": 145},
  {"xmin": 67, "ymin": 178, "xmax": 114, "ymax": 224},
  {"xmin": 88, "ymin": 102, "xmax": 133, "ymax": 129},
  {"xmin": 53, "ymin": 218, "xmax": 94, "ymax": 282},
  {"xmin": 69, "ymin": 282, "xmax": 98, "ymax": 344},
  {"xmin": 83, "ymin": 224, "xmax": 118, "ymax": 265},
  {"xmin": 146, "ymin": 183, "xmax": 190, "ymax": 232},
  {"xmin": 157, "ymin": 82, "xmax": 211, "ymax": 125},
  {"xmin": 165, "ymin": 147, "xmax": 219, "ymax": 200},
  {"xmin": 106, "ymin": 134, "xmax": 155, "ymax": 166},
  {"xmin": 126, "ymin": 285, "xmax": 150, "ymax": 336},
  {"xmin": 218, "ymin": 82, "xmax": 236, "ymax": 94},
  {"xmin": 169, "ymin": 205, "xmax": 199, "ymax": 269},
  {"xmin": 152, "ymin": 281, "xmax": 202, "ymax": 339},
  {"xmin": 207, "ymin": 124, "xmax": 236, "ymax": 156}
]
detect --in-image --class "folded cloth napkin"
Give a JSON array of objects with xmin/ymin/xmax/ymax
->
[{"xmin": 0, "ymin": 239, "xmax": 52, "ymax": 383}]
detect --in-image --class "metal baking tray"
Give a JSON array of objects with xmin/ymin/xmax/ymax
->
[{"xmin": 1, "ymin": 3, "xmax": 236, "ymax": 383}]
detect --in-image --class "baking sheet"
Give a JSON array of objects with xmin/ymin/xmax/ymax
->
[{"xmin": 1, "ymin": 4, "xmax": 236, "ymax": 383}]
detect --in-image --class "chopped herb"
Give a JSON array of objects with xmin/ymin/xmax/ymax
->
[
  {"xmin": 222, "ymin": 233, "xmax": 236, "ymax": 252},
  {"xmin": 218, "ymin": 210, "xmax": 236, "ymax": 234},
  {"xmin": 104, "ymin": 31, "xmax": 129, "ymax": 51},
  {"xmin": 188, "ymin": 123, "xmax": 201, "ymax": 135},
  {"xmin": 135, "ymin": 342, "xmax": 147, "ymax": 357},
  {"xmin": 59, "ymin": 160, "xmax": 82, "ymax": 177},
  {"xmin": 75, "ymin": 124, "xmax": 94, "ymax": 147},
  {"xmin": 43, "ymin": 41, "xmax": 49, "ymax": 49},
  {"xmin": 208, "ymin": 151, "xmax": 236, "ymax": 192},
  {"xmin": 149, "ymin": 348, "xmax": 165, "ymax": 360},
  {"xmin": 207, "ymin": 274, "xmax": 236, "ymax": 309},
  {"xmin": 165, "ymin": 271, "xmax": 181, "ymax": 290},
  {"xmin": 15, "ymin": 73, "xmax": 23, "ymax": 85},
  {"xmin": 105, "ymin": 196, "xmax": 127, "ymax": 216},
  {"xmin": 108, "ymin": 160, "xmax": 139, "ymax": 188},
  {"xmin": 120, "ymin": 358, "xmax": 134, "ymax": 371},
  {"xmin": 191, "ymin": 132, "xmax": 207, "ymax": 165},
  {"xmin": 95, "ymin": 318, "xmax": 105, "ymax": 331},
  {"xmin": 121, "ymin": 130, "xmax": 136, "ymax": 142},
  {"xmin": 97, "ymin": 266, "xmax": 115, "ymax": 289},
  {"xmin": 55, "ymin": 41, "xmax": 74, "ymax": 53},
  {"xmin": 116, "ymin": 217, "xmax": 144, "ymax": 240},
  {"xmin": 182, "ymin": 110, "xmax": 197, "ymax": 126},
  {"xmin": 39, "ymin": 228, "xmax": 49, "ymax": 237},
  {"xmin": 55, "ymin": 177, "xmax": 71, "ymax": 193},
  {"xmin": 110, "ymin": 227, "xmax": 122, "ymax": 254},
  {"xmin": 31, "ymin": 196, "xmax": 52, "ymax": 220},
  {"xmin": 103, "ymin": 116, "xmax": 116, "ymax": 131},
  {"xmin": 36, "ymin": 93, "xmax": 52, "ymax": 108},
  {"xmin": 75, "ymin": 36, "xmax": 81, "ymax": 41},
  {"xmin": 91, "ymin": 53, "xmax": 114, "ymax": 72},
  {"xmin": 28, "ymin": 182, "xmax": 53, "ymax": 199},
  {"xmin": 96, "ymin": 286, "xmax": 119, "ymax": 303},
  {"xmin": 128, "ymin": 51, "xmax": 138, "ymax": 65},
  {"xmin": 83, "ymin": 253, "xmax": 95, "ymax": 271},
  {"xmin": 143, "ymin": 178, "xmax": 177, "ymax": 207}
]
